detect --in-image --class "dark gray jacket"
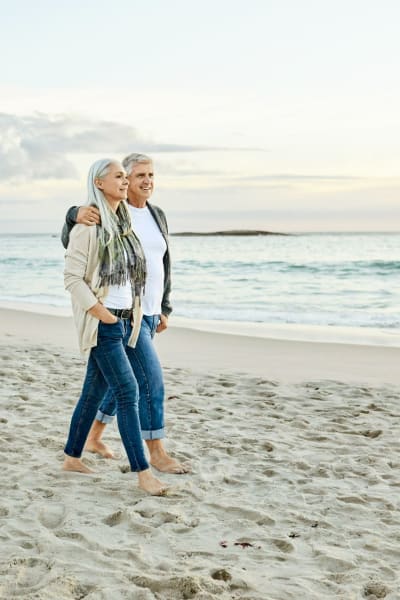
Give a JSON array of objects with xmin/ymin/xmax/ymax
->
[{"xmin": 61, "ymin": 202, "xmax": 172, "ymax": 316}]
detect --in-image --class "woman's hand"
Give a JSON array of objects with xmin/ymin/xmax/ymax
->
[
  {"xmin": 101, "ymin": 315, "xmax": 119, "ymax": 324},
  {"xmin": 88, "ymin": 302, "xmax": 118, "ymax": 324}
]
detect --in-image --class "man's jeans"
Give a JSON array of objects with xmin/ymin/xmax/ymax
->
[
  {"xmin": 64, "ymin": 319, "xmax": 149, "ymax": 472},
  {"xmin": 96, "ymin": 314, "xmax": 165, "ymax": 440}
]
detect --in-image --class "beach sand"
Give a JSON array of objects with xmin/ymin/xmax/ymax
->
[{"xmin": 1, "ymin": 308, "xmax": 399, "ymax": 599}]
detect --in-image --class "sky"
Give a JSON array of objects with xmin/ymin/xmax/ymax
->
[{"xmin": 0, "ymin": 0, "xmax": 399, "ymax": 233}]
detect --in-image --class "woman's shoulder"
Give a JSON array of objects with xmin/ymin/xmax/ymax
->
[
  {"xmin": 69, "ymin": 224, "xmax": 98, "ymax": 250},
  {"xmin": 70, "ymin": 224, "xmax": 97, "ymax": 241}
]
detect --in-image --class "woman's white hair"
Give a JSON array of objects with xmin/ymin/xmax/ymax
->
[
  {"xmin": 122, "ymin": 153, "xmax": 152, "ymax": 176},
  {"xmin": 86, "ymin": 158, "xmax": 131, "ymax": 249}
]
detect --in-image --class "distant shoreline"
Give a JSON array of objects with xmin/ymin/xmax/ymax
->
[{"xmin": 171, "ymin": 229, "xmax": 289, "ymax": 236}]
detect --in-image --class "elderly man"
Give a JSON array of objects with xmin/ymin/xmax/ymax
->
[{"xmin": 62, "ymin": 153, "xmax": 189, "ymax": 474}]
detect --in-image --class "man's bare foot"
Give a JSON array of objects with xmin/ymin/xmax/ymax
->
[
  {"xmin": 146, "ymin": 439, "xmax": 191, "ymax": 474},
  {"xmin": 137, "ymin": 469, "xmax": 168, "ymax": 496},
  {"xmin": 62, "ymin": 455, "xmax": 94, "ymax": 474},
  {"xmin": 150, "ymin": 454, "xmax": 191, "ymax": 474},
  {"xmin": 85, "ymin": 439, "xmax": 118, "ymax": 459}
]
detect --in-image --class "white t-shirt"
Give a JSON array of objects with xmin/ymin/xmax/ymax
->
[
  {"xmin": 105, "ymin": 248, "xmax": 132, "ymax": 309},
  {"xmin": 129, "ymin": 205, "xmax": 167, "ymax": 316}
]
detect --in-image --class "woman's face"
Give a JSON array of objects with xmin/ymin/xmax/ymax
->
[{"xmin": 96, "ymin": 162, "xmax": 128, "ymax": 203}]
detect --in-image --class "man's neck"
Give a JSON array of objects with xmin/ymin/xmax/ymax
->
[{"xmin": 127, "ymin": 193, "xmax": 147, "ymax": 209}]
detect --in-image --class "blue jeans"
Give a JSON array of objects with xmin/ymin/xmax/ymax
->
[
  {"xmin": 64, "ymin": 319, "xmax": 149, "ymax": 472},
  {"xmin": 96, "ymin": 315, "xmax": 165, "ymax": 440}
]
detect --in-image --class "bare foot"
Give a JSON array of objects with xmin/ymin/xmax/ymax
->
[
  {"xmin": 150, "ymin": 454, "xmax": 191, "ymax": 474},
  {"xmin": 85, "ymin": 439, "xmax": 118, "ymax": 459},
  {"xmin": 62, "ymin": 455, "xmax": 94, "ymax": 474},
  {"xmin": 137, "ymin": 469, "xmax": 168, "ymax": 496}
]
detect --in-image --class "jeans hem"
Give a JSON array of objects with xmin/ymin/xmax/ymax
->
[
  {"xmin": 96, "ymin": 410, "xmax": 115, "ymax": 424},
  {"xmin": 141, "ymin": 428, "xmax": 165, "ymax": 440},
  {"xmin": 64, "ymin": 447, "xmax": 82, "ymax": 458}
]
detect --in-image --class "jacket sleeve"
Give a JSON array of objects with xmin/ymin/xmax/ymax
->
[
  {"xmin": 161, "ymin": 279, "xmax": 172, "ymax": 316},
  {"xmin": 64, "ymin": 225, "xmax": 98, "ymax": 311},
  {"xmin": 157, "ymin": 207, "xmax": 173, "ymax": 316},
  {"xmin": 61, "ymin": 206, "xmax": 79, "ymax": 249}
]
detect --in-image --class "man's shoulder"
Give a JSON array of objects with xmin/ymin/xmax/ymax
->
[
  {"xmin": 148, "ymin": 202, "xmax": 166, "ymax": 217},
  {"xmin": 148, "ymin": 202, "xmax": 168, "ymax": 227}
]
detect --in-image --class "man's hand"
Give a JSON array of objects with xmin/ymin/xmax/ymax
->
[
  {"xmin": 76, "ymin": 206, "xmax": 101, "ymax": 226},
  {"xmin": 156, "ymin": 314, "xmax": 168, "ymax": 333}
]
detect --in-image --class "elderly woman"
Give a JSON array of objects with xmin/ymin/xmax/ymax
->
[{"xmin": 63, "ymin": 158, "xmax": 167, "ymax": 496}]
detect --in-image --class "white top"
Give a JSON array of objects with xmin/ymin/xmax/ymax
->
[
  {"xmin": 105, "ymin": 280, "xmax": 132, "ymax": 309},
  {"xmin": 129, "ymin": 205, "xmax": 167, "ymax": 316},
  {"xmin": 105, "ymin": 248, "xmax": 133, "ymax": 309}
]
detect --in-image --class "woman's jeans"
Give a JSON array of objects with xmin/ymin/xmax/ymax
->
[
  {"xmin": 95, "ymin": 315, "xmax": 165, "ymax": 440},
  {"xmin": 64, "ymin": 319, "xmax": 149, "ymax": 472}
]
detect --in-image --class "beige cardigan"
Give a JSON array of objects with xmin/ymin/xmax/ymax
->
[{"xmin": 64, "ymin": 224, "xmax": 142, "ymax": 356}]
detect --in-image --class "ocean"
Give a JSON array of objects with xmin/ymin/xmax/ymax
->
[{"xmin": 1, "ymin": 232, "xmax": 399, "ymax": 345}]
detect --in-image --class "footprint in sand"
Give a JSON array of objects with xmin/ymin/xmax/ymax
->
[
  {"xmin": 5, "ymin": 557, "xmax": 52, "ymax": 591},
  {"xmin": 19, "ymin": 541, "xmax": 35, "ymax": 549},
  {"xmin": 38, "ymin": 503, "xmax": 66, "ymax": 529},
  {"xmin": 18, "ymin": 373, "xmax": 36, "ymax": 383},
  {"xmin": 39, "ymin": 436, "xmax": 64, "ymax": 450},
  {"xmin": 271, "ymin": 538, "xmax": 295, "ymax": 553},
  {"xmin": 361, "ymin": 429, "xmax": 383, "ymax": 438},
  {"xmin": 129, "ymin": 574, "xmax": 222, "ymax": 599},
  {"xmin": 363, "ymin": 581, "xmax": 390, "ymax": 598},
  {"xmin": 337, "ymin": 495, "xmax": 367, "ymax": 504},
  {"xmin": 261, "ymin": 441, "xmax": 274, "ymax": 452},
  {"xmin": 0, "ymin": 367, "xmax": 19, "ymax": 377},
  {"xmin": 217, "ymin": 379, "xmax": 236, "ymax": 388},
  {"xmin": 54, "ymin": 530, "xmax": 87, "ymax": 543},
  {"xmin": 103, "ymin": 510, "xmax": 128, "ymax": 527},
  {"xmin": 33, "ymin": 488, "xmax": 54, "ymax": 499},
  {"xmin": 263, "ymin": 468, "xmax": 277, "ymax": 477}
]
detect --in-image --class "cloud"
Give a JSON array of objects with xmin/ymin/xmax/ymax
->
[
  {"xmin": 0, "ymin": 112, "xmax": 261, "ymax": 182},
  {"xmin": 235, "ymin": 174, "xmax": 362, "ymax": 182}
]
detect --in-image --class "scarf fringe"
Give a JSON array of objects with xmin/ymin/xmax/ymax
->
[{"xmin": 97, "ymin": 218, "xmax": 146, "ymax": 299}]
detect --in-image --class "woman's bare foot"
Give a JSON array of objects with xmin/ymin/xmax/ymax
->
[
  {"xmin": 84, "ymin": 439, "xmax": 118, "ymax": 459},
  {"xmin": 62, "ymin": 455, "xmax": 94, "ymax": 474},
  {"xmin": 137, "ymin": 469, "xmax": 168, "ymax": 496}
]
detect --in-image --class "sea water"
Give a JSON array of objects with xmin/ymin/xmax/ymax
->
[{"xmin": 0, "ymin": 232, "xmax": 399, "ymax": 344}]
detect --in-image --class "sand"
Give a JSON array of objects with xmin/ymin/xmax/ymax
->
[{"xmin": 0, "ymin": 308, "xmax": 400, "ymax": 599}]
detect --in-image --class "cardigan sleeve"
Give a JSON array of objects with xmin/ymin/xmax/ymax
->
[{"xmin": 64, "ymin": 225, "xmax": 99, "ymax": 311}]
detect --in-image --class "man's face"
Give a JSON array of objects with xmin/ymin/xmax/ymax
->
[{"xmin": 127, "ymin": 161, "xmax": 154, "ymax": 202}]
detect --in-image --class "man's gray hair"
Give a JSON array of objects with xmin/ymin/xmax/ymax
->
[{"xmin": 122, "ymin": 153, "xmax": 152, "ymax": 176}]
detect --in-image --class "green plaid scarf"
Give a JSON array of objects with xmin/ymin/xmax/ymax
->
[{"xmin": 97, "ymin": 205, "xmax": 146, "ymax": 300}]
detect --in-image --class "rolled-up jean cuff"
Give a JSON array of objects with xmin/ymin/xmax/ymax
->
[
  {"xmin": 95, "ymin": 410, "xmax": 115, "ymax": 424},
  {"xmin": 141, "ymin": 428, "xmax": 165, "ymax": 441}
]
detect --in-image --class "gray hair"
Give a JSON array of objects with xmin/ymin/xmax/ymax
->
[
  {"xmin": 122, "ymin": 153, "xmax": 152, "ymax": 176},
  {"xmin": 86, "ymin": 158, "xmax": 131, "ymax": 250}
]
